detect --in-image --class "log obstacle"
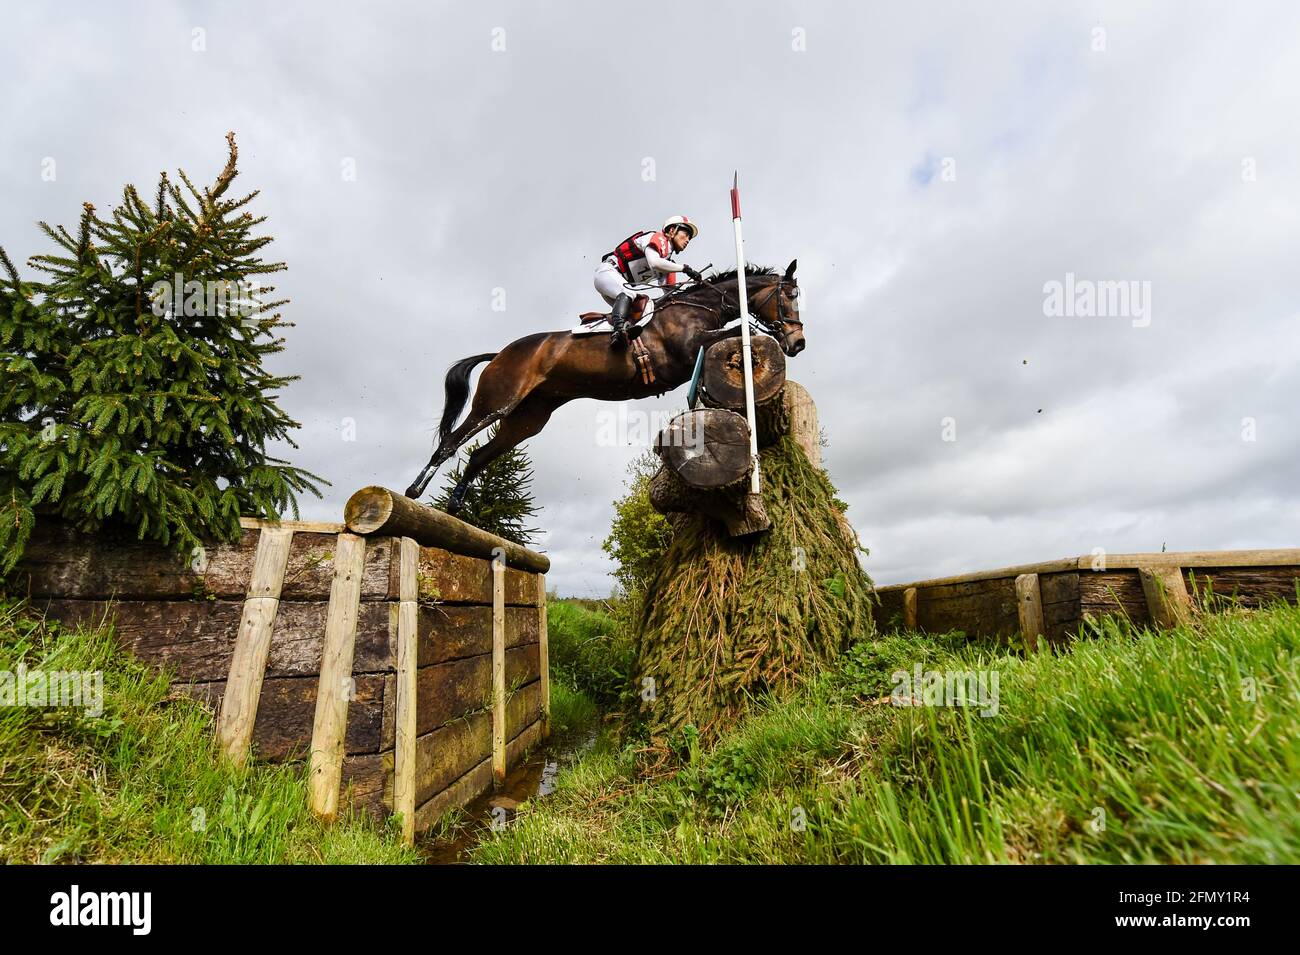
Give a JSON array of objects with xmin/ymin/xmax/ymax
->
[
  {"xmin": 649, "ymin": 408, "xmax": 770, "ymax": 536},
  {"xmin": 630, "ymin": 335, "xmax": 876, "ymax": 740},
  {"xmin": 344, "ymin": 485, "xmax": 549, "ymax": 574},
  {"xmin": 648, "ymin": 337, "xmax": 827, "ymax": 538},
  {"xmin": 875, "ymin": 549, "xmax": 1300, "ymax": 646},
  {"xmin": 8, "ymin": 495, "xmax": 553, "ymax": 845}
]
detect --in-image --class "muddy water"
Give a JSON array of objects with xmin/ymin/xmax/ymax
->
[{"xmin": 420, "ymin": 728, "xmax": 596, "ymax": 864}]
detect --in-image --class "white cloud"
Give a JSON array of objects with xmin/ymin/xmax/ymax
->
[{"xmin": 3, "ymin": 1, "xmax": 1298, "ymax": 596}]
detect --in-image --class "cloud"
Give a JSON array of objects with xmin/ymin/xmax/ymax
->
[{"xmin": 3, "ymin": 1, "xmax": 1297, "ymax": 596}]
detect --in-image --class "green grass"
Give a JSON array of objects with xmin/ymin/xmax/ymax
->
[
  {"xmin": 0, "ymin": 599, "xmax": 420, "ymax": 864},
  {"xmin": 546, "ymin": 597, "xmax": 635, "ymax": 706},
  {"xmin": 8, "ymin": 590, "xmax": 1297, "ymax": 865},
  {"xmin": 470, "ymin": 601, "xmax": 1300, "ymax": 864}
]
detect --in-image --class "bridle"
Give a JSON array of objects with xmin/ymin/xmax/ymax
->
[
  {"xmin": 659, "ymin": 274, "xmax": 803, "ymax": 339},
  {"xmin": 749, "ymin": 280, "xmax": 803, "ymax": 335}
]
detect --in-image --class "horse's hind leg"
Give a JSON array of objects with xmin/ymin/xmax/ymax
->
[
  {"xmin": 405, "ymin": 406, "xmax": 505, "ymax": 499},
  {"xmin": 446, "ymin": 394, "xmax": 564, "ymax": 515},
  {"xmin": 405, "ymin": 364, "xmax": 537, "ymax": 500}
]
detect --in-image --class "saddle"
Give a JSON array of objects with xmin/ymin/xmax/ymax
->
[{"xmin": 578, "ymin": 296, "xmax": 649, "ymax": 326}]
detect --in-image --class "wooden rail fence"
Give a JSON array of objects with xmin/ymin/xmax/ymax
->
[
  {"xmin": 9, "ymin": 489, "xmax": 553, "ymax": 846},
  {"xmin": 876, "ymin": 549, "xmax": 1300, "ymax": 647}
]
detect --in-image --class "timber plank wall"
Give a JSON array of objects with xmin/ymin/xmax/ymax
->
[
  {"xmin": 875, "ymin": 549, "xmax": 1300, "ymax": 649},
  {"xmin": 7, "ymin": 515, "xmax": 552, "ymax": 845}
]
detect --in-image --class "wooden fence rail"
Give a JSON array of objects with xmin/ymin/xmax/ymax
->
[
  {"xmin": 10, "ymin": 506, "xmax": 554, "ymax": 848},
  {"xmin": 875, "ymin": 549, "xmax": 1300, "ymax": 646}
]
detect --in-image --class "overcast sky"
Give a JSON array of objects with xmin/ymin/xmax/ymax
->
[{"xmin": 4, "ymin": 1, "xmax": 1298, "ymax": 595}]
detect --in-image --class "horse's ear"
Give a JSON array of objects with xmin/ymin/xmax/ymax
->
[{"xmin": 784, "ymin": 259, "xmax": 798, "ymax": 280}]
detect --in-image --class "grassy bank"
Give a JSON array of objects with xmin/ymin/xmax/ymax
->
[
  {"xmin": 7, "ymin": 592, "xmax": 1296, "ymax": 865},
  {"xmin": 471, "ymin": 600, "xmax": 1300, "ymax": 864},
  {"xmin": 0, "ymin": 599, "xmax": 419, "ymax": 864},
  {"xmin": 546, "ymin": 598, "xmax": 635, "ymax": 710}
]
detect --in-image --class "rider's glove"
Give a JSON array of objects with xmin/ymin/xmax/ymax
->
[{"xmin": 682, "ymin": 265, "xmax": 703, "ymax": 282}]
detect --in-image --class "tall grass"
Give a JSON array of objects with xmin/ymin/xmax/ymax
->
[
  {"xmin": 471, "ymin": 601, "xmax": 1300, "ymax": 864},
  {"xmin": 546, "ymin": 598, "xmax": 635, "ymax": 706},
  {"xmin": 0, "ymin": 599, "xmax": 419, "ymax": 864}
]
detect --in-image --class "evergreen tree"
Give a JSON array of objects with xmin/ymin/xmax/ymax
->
[
  {"xmin": 601, "ymin": 449, "xmax": 672, "ymax": 599},
  {"xmin": 0, "ymin": 133, "xmax": 324, "ymax": 576},
  {"xmin": 432, "ymin": 424, "xmax": 541, "ymax": 546}
]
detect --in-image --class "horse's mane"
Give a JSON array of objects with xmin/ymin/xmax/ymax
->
[
  {"xmin": 704, "ymin": 264, "xmax": 778, "ymax": 284},
  {"xmin": 660, "ymin": 264, "xmax": 777, "ymax": 304}
]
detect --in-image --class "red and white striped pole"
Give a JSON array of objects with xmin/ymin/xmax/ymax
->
[{"xmin": 730, "ymin": 172, "xmax": 761, "ymax": 494}]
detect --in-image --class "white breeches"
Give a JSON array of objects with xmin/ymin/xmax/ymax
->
[{"xmin": 594, "ymin": 259, "xmax": 667, "ymax": 313}]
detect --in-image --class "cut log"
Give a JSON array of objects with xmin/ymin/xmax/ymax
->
[
  {"xmin": 344, "ymin": 486, "xmax": 549, "ymax": 574},
  {"xmin": 654, "ymin": 409, "xmax": 753, "ymax": 490},
  {"xmin": 651, "ymin": 408, "xmax": 772, "ymax": 536},
  {"xmin": 698, "ymin": 337, "xmax": 789, "ymax": 451},
  {"xmin": 648, "ymin": 466, "xmax": 770, "ymax": 537},
  {"xmin": 697, "ymin": 336, "xmax": 786, "ymax": 411}
]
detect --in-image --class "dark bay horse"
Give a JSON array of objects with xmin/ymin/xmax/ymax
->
[{"xmin": 405, "ymin": 260, "xmax": 805, "ymax": 512}]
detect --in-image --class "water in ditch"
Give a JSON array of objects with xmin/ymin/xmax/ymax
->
[{"xmin": 419, "ymin": 726, "xmax": 598, "ymax": 864}]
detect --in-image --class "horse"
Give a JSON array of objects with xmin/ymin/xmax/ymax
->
[{"xmin": 404, "ymin": 259, "xmax": 805, "ymax": 512}]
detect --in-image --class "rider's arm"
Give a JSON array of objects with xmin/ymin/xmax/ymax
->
[{"xmin": 644, "ymin": 244, "xmax": 684, "ymax": 274}]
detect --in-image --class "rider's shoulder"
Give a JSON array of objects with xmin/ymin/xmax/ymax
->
[{"xmin": 644, "ymin": 231, "xmax": 671, "ymax": 255}]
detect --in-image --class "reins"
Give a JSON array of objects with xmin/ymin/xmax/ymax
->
[{"xmin": 656, "ymin": 273, "xmax": 802, "ymax": 336}]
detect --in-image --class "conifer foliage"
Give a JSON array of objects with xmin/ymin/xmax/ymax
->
[
  {"xmin": 432, "ymin": 423, "xmax": 541, "ymax": 547},
  {"xmin": 0, "ymin": 133, "xmax": 324, "ymax": 575}
]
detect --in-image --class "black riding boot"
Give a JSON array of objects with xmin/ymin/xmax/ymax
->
[{"xmin": 607, "ymin": 293, "xmax": 632, "ymax": 349}]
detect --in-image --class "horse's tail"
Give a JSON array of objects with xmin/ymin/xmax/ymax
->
[{"xmin": 439, "ymin": 352, "xmax": 497, "ymax": 445}]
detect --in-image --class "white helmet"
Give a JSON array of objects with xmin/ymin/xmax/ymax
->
[{"xmin": 662, "ymin": 215, "xmax": 698, "ymax": 240}]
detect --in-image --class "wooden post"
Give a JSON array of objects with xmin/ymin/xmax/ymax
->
[
  {"xmin": 537, "ymin": 573, "xmax": 550, "ymax": 739},
  {"xmin": 491, "ymin": 556, "xmax": 506, "ymax": 789},
  {"xmin": 216, "ymin": 526, "xmax": 293, "ymax": 766},
  {"xmin": 308, "ymin": 533, "xmax": 367, "ymax": 822},
  {"xmin": 393, "ymin": 537, "xmax": 419, "ymax": 846},
  {"xmin": 902, "ymin": 587, "xmax": 918, "ymax": 631},
  {"xmin": 785, "ymin": 380, "xmax": 820, "ymax": 467},
  {"xmin": 1139, "ymin": 565, "xmax": 1195, "ymax": 629},
  {"xmin": 1014, "ymin": 573, "xmax": 1045, "ymax": 651}
]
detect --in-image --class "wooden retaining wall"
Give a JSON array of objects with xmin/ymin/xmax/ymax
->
[
  {"xmin": 8, "ymin": 514, "xmax": 552, "ymax": 845},
  {"xmin": 875, "ymin": 549, "xmax": 1300, "ymax": 648}
]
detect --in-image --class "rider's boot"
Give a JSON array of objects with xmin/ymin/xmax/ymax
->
[{"xmin": 607, "ymin": 293, "xmax": 632, "ymax": 350}]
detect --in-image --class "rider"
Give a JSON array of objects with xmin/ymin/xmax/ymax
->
[{"xmin": 595, "ymin": 215, "xmax": 704, "ymax": 348}]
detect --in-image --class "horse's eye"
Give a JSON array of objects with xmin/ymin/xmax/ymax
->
[{"xmin": 788, "ymin": 287, "xmax": 800, "ymax": 299}]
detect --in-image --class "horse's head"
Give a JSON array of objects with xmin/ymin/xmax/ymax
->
[{"xmin": 748, "ymin": 260, "xmax": 805, "ymax": 357}]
